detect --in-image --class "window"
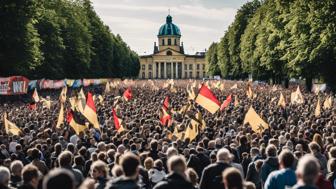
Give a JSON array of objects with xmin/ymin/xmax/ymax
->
[
  {"xmin": 174, "ymin": 39, "xmax": 177, "ymax": 45},
  {"xmin": 203, "ymin": 71, "xmax": 206, "ymax": 77},
  {"xmin": 149, "ymin": 64, "xmax": 152, "ymax": 70},
  {"xmin": 189, "ymin": 71, "xmax": 193, "ymax": 78},
  {"xmin": 162, "ymin": 39, "xmax": 165, "ymax": 46},
  {"xmin": 168, "ymin": 39, "xmax": 171, "ymax": 45},
  {"xmin": 149, "ymin": 72, "xmax": 152, "ymax": 79},
  {"xmin": 196, "ymin": 71, "xmax": 200, "ymax": 78},
  {"xmin": 166, "ymin": 51, "xmax": 172, "ymax": 56},
  {"xmin": 184, "ymin": 72, "xmax": 188, "ymax": 78},
  {"xmin": 202, "ymin": 64, "xmax": 205, "ymax": 70},
  {"xmin": 142, "ymin": 72, "xmax": 145, "ymax": 78},
  {"xmin": 197, "ymin": 64, "xmax": 200, "ymax": 70},
  {"xmin": 189, "ymin": 64, "xmax": 193, "ymax": 70},
  {"xmin": 142, "ymin": 65, "xmax": 145, "ymax": 70},
  {"xmin": 184, "ymin": 64, "xmax": 187, "ymax": 70}
]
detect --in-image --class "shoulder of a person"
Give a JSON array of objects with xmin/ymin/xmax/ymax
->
[{"xmin": 153, "ymin": 180, "xmax": 169, "ymax": 189}]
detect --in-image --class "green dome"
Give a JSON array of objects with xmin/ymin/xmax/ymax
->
[{"xmin": 158, "ymin": 15, "xmax": 181, "ymax": 36}]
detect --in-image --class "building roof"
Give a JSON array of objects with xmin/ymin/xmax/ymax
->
[{"xmin": 158, "ymin": 15, "xmax": 181, "ymax": 37}]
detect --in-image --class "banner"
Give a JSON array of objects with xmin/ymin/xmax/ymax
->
[{"xmin": 0, "ymin": 76, "xmax": 29, "ymax": 95}]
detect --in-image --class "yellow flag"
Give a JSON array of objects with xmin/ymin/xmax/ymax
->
[
  {"xmin": 173, "ymin": 126, "xmax": 183, "ymax": 140},
  {"xmin": 234, "ymin": 95, "xmax": 239, "ymax": 107},
  {"xmin": 59, "ymin": 87, "xmax": 67, "ymax": 103},
  {"xmin": 105, "ymin": 82, "xmax": 111, "ymax": 93},
  {"xmin": 291, "ymin": 86, "xmax": 304, "ymax": 104},
  {"xmin": 187, "ymin": 85, "xmax": 196, "ymax": 100},
  {"xmin": 247, "ymin": 85, "xmax": 253, "ymax": 99},
  {"xmin": 243, "ymin": 107, "xmax": 269, "ymax": 134},
  {"xmin": 40, "ymin": 97, "xmax": 51, "ymax": 109},
  {"xmin": 230, "ymin": 83, "xmax": 238, "ymax": 90},
  {"xmin": 277, "ymin": 93, "xmax": 286, "ymax": 108},
  {"xmin": 3, "ymin": 113, "xmax": 21, "ymax": 136},
  {"xmin": 77, "ymin": 88, "xmax": 86, "ymax": 113},
  {"xmin": 184, "ymin": 121, "xmax": 198, "ymax": 142},
  {"xmin": 315, "ymin": 98, "xmax": 321, "ymax": 117},
  {"xmin": 193, "ymin": 111, "xmax": 206, "ymax": 131},
  {"xmin": 270, "ymin": 97, "xmax": 277, "ymax": 104},
  {"xmin": 323, "ymin": 96, "xmax": 332, "ymax": 110},
  {"xmin": 178, "ymin": 104, "xmax": 191, "ymax": 114},
  {"xmin": 56, "ymin": 103, "xmax": 64, "ymax": 128}
]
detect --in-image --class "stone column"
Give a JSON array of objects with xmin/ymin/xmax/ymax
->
[
  {"xmin": 158, "ymin": 63, "xmax": 161, "ymax": 79},
  {"xmin": 171, "ymin": 63, "xmax": 173, "ymax": 79},
  {"xmin": 164, "ymin": 62, "xmax": 167, "ymax": 79},
  {"xmin": 176, "ymin": 63, "xmax": 178, "ymax": 79}
]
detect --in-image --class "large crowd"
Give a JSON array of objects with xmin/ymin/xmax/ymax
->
[{"xmin": 0, "ymin": 79, "xmax": 335, "ymax": 189}]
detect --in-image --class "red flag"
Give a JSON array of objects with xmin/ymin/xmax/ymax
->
[
  {"xmin": 163, "ymin": 96, "xmax": 169, "ymax": 111},
  {"xmin": 123, "ymin": 88, "xmax": 132, "ymax": 101},
  {"xmin": 220, "ymin": 94, "xmax": 232, "ymax": 111},
  {"xmin": 195, "ymin": 84, "xmax": 221, "ymax": 114},
  {"xmin": 112, "ymin": 108, "xmax": 122, "ymax": 131},
  {"xmin": 160, "ymin": 108, "xmax": 172, "ymax": 126},
  {"xmin": 83, "ymin": 92, "xmax": 99, "ymax": 129}
]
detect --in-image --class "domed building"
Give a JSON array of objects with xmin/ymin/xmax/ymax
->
[{"xmin": 139, "ymin": 15, "xmax": 207, "ymax": 79}]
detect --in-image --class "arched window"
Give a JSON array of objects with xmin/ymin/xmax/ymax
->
[{"xmin": 166, "ymin": 51, "xmax": 172, "ymax": 56}]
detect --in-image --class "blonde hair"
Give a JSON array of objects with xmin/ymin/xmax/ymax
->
[{"xmin": 90, "ymin": 160, "xmax": 108, "ymax": 177}]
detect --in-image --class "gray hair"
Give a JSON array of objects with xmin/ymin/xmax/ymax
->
[
  {"xmin": 296, "ymin": 154, "xmax": 320, "ymax": 185},
  {"xmin": 217, "ymin": 148, "xmax": 233, "ymax": 163},
  {"xmin": 0, "ymin": 166, "xmax": 10, "ymax": 185},
  {"xmin": 167, "ymin": 155, "xmax": 186, "ymax": 174},
  {"xmin": 10, "ymin": 160, "xmax": 23, "ymax": 176}
]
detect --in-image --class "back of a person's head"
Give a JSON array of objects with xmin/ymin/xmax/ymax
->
[
  {"xmin": 167, "ymin": 155, "xmax": 186, "ymax": 174},
  {"xmin": 120, "ymin": 152, "xmax": 140, "ymax": 177},
  {"xmin": 0, "ymin": 166, "xmax": 10, "ymax": 186},
  {"xmin": 296, "ymin": 154, "xmax": 320, "ymax": 185},
  {"xmin": 309, "ymin": 142, "xmax": 321, "ymax": 153},
  {"xmin": 22, "ymin": 164, "xmax": 39, "ymax": 184},
  {"xmin": 58, "ymin": 151, "xmax": 73, "ymax": 167},
  {"xmin": 266, "ymin": 144, "xmax": 277, "ymax": 157},
  {"xmin": 10, "ymin": 160, "xmax": 23, "ymax": 176},
  {"xmin": 31, "ymin": 148, "xmax": 40, "ymax": 160},
  {"xmin": 222, "ymin": 167, "xmax": 243, "ymax": 189},
  {"xmin": 244, "ymin": 181, "xmax": 256, "ymax": 189},
  {"xmin": 279, "ymin": 149, "xmax": 295, "ymax": 168},
  {"xmin": 166, "ymin": 147, "xmax": 178, "ymax": 158},
  {"xmin": 43, "ymin": 168, "xmax": 75, "ymax": 189},
  {"xmin": 217, "ymin": 148, "xmax": 232, "ymax": 163}
]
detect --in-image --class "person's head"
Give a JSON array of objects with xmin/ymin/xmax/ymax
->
[
  {"xmin": 266, "ymin": 144, "xmax": 277, "ymax": 157},
  {"xmin": 250, "ymin": 147, "xmax": 260, "ymax": 158},
  {"xmin": 144, "ymin": 157, "xmax": 154, "ymax": 170},
  {"xmin": 167, "ymin": 155, "xmax": 187, "ymax": 176},
  {"xmin": 296, "ymin": 154, "xmax": 320, "ymax": 186},
  {"xmin": 120, "ymin": 152, "xmax": 140, "ymax": 179},
  {"xmin": 58, "ymin": 151, "xmax": 73, "ymax": 167},
  {"xmin": 278, "ymin": 149, "xmax": 295, "ymax": 169},
  {"xmin": 222, "ymin": 167, "xmax": 243, "ymax": 189},
  {"xmin": 166, "ymin": 147, "xmax": 178, "ymax": 159},
  {"xmin": 217, "ymin": 148, "xmax": 232, "ymax": 163},
  {"xmin": 111, "ymin": 165, "xmax": 123, "ymax": 178},
  {"xmin": 43, "ymin": 168, "xmax": 75, "ymax": 189},
  {"xmin": 10, "ymin": 160, "xmax": 23, "ymax": 177},
  {"xmin": 0, "ymin": 166, "xmax": 10, "ymax": 186},
  {"xmin": 186, "ymin": 168, "xmax": 198, "ymax": 186},
  {"xmin": 31, "ymin": 148, "xmax": 40, "ymax": 160},
  {"xmin": 245, "ymin": 181, "xmax": 256, "ymax": 189},
  {"xmin": 309, "ymin": 142, "xmax": 321, "ymax": 154},
  {"xmin": 22, "ymin": 165, "xmax": 40, "ymax": 188},
  {"xmin": 90, "ymin": 160, "xmax": 108, "ymax": 179}
]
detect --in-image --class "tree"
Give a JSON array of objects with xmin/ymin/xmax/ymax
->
[{"xmin": 205, "ymin": 42, "xmax": 221, "ymax": 76}]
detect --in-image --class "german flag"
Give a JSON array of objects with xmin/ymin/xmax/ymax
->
[
  {"xmin": 195, "ymin": 84, "xmax": 220, "ymax": 114},
  {"xmin": 163, "ymin": 96, "xmax": 169, "ymax": 111},
  {"xmin": 66, "ymin": 109, "xmax": 87, "ymax": 135},
  {"xmin": 32, "ymin": 88, "xmax": 40, "ymax": 102},
  {"xmin": 123, "ymin": 88, "xmax": 132, "ymax": 101},
  {"xmin": 83, "ymin": 92, "xmax": 99, "ymax": 130}
]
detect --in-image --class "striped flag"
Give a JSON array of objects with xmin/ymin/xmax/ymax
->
[
  {"xmin": 195, "ymin": 84, "xmax": 220, "ymax": 114},
  {"xmin": 83, "ymin": 92, "xmax": 100, "ymax": 130},
  {"xmin": 66, "ymin": 110, "xmax": 87, "ymax": 135},
  {"xmin": 112, "ymin": 108, "xmax": 124, "ymax": 132},
  {"xmin": 220, "ymin": 94, "xmax": 232, "ymax": 111}
]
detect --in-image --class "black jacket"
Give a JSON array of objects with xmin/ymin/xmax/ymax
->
[
  {"xmin": 105, "ymin": 177, "xmax": 139, "ymax": 189},
  {"xmin": 153, "ymin": 173, "xmax": 195, "ymax": 189},
  {"xmin": 199, "ymin": 162, "xmax": 231, "ymax": 189},
  {"xmin": 246, "ymin": 155, "xmax": 262, "ymax": 189}
]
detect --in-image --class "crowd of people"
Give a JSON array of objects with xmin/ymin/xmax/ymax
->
[{"xmin": 0, "ymin": 79, "xmax": 335, "ymax": 189}]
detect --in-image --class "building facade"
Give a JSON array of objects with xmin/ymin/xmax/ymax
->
[{"xmin": 139, "ymin": 15, "xmax": 207, "ymax": 79}]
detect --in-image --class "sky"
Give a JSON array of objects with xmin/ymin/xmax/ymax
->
[{"xmin": 91, "ymin": 0, "xmax": 249, "ymax": 55}]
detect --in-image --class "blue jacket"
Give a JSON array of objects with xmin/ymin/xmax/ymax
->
[{"xmin": 264, "ymin": 168, "xmax": 297, "ymax": 189}]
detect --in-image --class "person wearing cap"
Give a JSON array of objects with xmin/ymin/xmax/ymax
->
[{"xmin": 199, "ymin": 148, "xmax": 232, "ymax": 189}]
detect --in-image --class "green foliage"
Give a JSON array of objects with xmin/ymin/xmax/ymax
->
[
  {"xmin": 205, "ymin": 42, "xmax": 220, "ymax": 76},
  {"xmin": 0, "ymin": 0, "xmax": 140, "ymax": 79},
  {"xmin": 210, "ymin": 0, "xmax": 336, "ymax": 90}
]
